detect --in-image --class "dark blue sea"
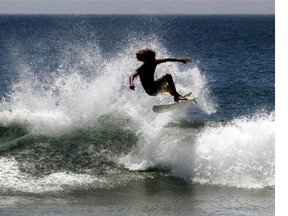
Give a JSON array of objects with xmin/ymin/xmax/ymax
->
[{"xmin": 0, "ymin": 15, "xmax": 274, "ymax": 216}]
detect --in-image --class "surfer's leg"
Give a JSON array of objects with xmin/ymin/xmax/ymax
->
[
  {"xmin": 157, "ymin": 74, "xmax": 190, "ymax": 101},
  {"xmin": 165, "ymin": 74, "xmax": 192, "ymax": 102},
  {"xmin": 164, "ymin": 74, "xmax": 178, "ymax": 95},
  {"xmin": 164, "ymin": 73, "xmax": 187, "ymax": 101}
]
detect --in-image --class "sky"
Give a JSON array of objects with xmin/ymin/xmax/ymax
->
[{"xmin": 0, "ymin": 0, "xmax": 275, "ymax": 15}]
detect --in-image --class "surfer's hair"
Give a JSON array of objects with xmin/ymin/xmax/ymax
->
[{"xmin": 136, "ymin": 48, "xmax": 156, "ymax": 62}]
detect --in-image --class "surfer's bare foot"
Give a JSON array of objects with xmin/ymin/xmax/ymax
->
[
  {"xmin": 174, "ymin": 92, "xmax": 192, "ymax": 102},
  {"xmin": 183, "ymin": 92, "xmax": 192, "ymax": 98}
]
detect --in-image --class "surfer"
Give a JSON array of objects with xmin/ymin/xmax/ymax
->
[{"xmin": 129, "ymin": 48, "xmax": 191, "ymax": 102}]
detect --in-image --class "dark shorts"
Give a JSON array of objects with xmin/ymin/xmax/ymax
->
[{"xmin": 145, "ymin": 76, "xmax": 168, "ymax": 95}]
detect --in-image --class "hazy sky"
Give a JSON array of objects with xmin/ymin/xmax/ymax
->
[{"xmin": 0, "ymin": 0, "xmax": 274, "ymax": 14}]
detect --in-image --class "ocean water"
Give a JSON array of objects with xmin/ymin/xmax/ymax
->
[{"xmin": 0, "ymin": 15, "xmax": 274, "ymax": 215}]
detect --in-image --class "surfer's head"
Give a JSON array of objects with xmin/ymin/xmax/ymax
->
[{"xmin": 136, "ymin": 48, "xmax": 156, "ymax": 62}]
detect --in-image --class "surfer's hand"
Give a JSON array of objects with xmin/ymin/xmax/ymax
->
[
  {"xmin": 130, "ymin": 85, "xmax": 135, "ymax": 90},
  {"xmin": 181, "ymin": 58, "xmax": 191, "ymax": 64}
]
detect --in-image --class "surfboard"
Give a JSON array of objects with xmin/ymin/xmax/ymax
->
[{"xmin": 152, "ymin": 97, "xmax": 197, "ymax": 113}]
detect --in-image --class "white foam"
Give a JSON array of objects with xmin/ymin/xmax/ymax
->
[
  {"xmin": 121, "ymin": 112, "xmax": 275, "ymax": 189},
  {"xmin": 192, "ymin": 113, "xmax": 274, "ymax": 188},
  {"xmin": 0, "ymin": 157, "xmax": 98, "ymax": 193}
]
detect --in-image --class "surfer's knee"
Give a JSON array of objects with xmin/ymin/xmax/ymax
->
[
  {"xmin": 145, "ymin": 89, "xmax": 158, "ymax": 96},
  {"xmin": 148, "ymin": 92, "xmax": 157, "ymax": 96}
]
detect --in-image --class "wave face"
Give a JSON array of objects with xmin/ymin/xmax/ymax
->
[{"xmin": 0, "ymin": 15, "xmax": 274, "ymax": 193}]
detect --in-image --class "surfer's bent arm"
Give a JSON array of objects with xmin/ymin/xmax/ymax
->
[
  {"xmin": 156, "ymin": 58, "xmax": 191, "ymax": 65},
  {"xmin": 129, "ymin": 71, "xmax": 138, "ymax": 90}
]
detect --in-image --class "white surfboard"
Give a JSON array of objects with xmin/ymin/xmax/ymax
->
[{"xmin": 152, "ymin": 97, "xmax": 197, "ymax": 113}]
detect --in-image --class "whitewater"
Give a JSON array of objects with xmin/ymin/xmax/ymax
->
[{"xmin": 0, "ymin": 40, "xmax": 274, "ymax": 194}]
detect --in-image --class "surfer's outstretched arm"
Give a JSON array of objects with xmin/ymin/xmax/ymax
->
[
  {"xmin": 156, "ymin": 58, "xmax": 191, "ymax": 65},
  {"xmin": 129, "ymin": 71, "xmax": 138, "ymax": 90}
]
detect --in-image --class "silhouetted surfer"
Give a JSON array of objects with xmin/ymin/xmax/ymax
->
[{"xmin": 129, "ymin": 48, "xmax": 191, "ymax": 102}]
